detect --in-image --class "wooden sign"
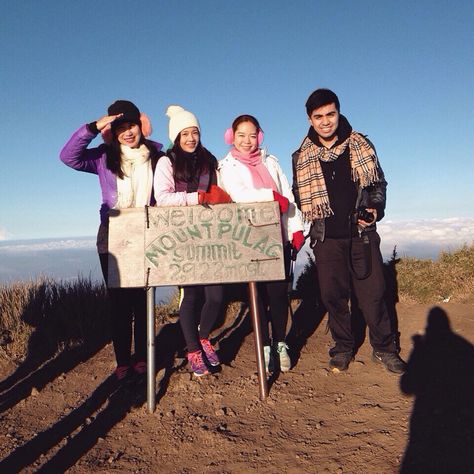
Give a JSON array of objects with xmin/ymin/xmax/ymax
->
[{"xmin": 108, "ymin": 202, "xmax": 285, "ymax": 288}]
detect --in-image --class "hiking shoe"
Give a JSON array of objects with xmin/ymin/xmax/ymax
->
[
  {"xmin": 372, "ymin": 350, "xmax": 407, "ymax": 374},
  {"xmin": 187, "ymin": 350, "xmax": 210, "ymax": 377},
  {"xmin": 329, "ymin": 351, "xmax": 353, "ymax": 372},
  {"xmin": 264, "ymin": 345, "xmax": 275, "ymax": 373},
  {"xmin": 275, "ymin": 342, "xmax": 291, "ymax": 372},
  {"xmin": 200, "ymin": 338, "xmax": 220, "ymax": 367},
  {"xmin": 114, "ymin": 365, "xmax": 132, "ymax": 385}
]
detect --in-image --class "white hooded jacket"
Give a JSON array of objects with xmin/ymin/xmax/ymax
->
[{"xmin": 219, "ymin": 149, "xmax": 304, "ymax": 242}]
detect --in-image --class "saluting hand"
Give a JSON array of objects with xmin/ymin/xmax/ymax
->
[{"xmin": 95, "ymin": 114, "xmax": 123, "ymax": 132}]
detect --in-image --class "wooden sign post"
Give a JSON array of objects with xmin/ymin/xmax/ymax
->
[{"xmin": 108, "ymin": 202, "xmax": 285, "ymax": 411}]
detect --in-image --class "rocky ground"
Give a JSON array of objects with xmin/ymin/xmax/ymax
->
[{"xmin": 0, "ymin": 301, "xmax": 473, "ymax": 473}]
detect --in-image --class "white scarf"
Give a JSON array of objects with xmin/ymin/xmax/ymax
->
[{"xmin": 115, "ymin": 144, "xmax": 152, "ymax": 209}]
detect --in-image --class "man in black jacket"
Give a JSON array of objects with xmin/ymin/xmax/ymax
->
[{"xmin": 292, "ymin": 88, "xmax": 405, "ymax": 373}]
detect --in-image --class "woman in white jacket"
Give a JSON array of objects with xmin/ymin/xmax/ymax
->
[
  {"xmin": 219, "ymin": 114, "xmax": 305, "ymax": 372},
  {"xmin": 154, "ymin": 106, "xmax": 232, "ymax": 377}
]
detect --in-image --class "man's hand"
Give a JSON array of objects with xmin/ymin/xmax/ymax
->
[{"xmin": 357, "ymin": 208, "xmax": 377, "ymax": 228}]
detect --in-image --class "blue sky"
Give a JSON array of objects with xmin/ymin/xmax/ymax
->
[{"xmin": 1, "ymin": 0, "xmax": 473, "ymax": 245}]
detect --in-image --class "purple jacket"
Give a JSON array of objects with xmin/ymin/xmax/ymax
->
[{"xmin": 60, "ymin": 124, "xmax": 163, "ymax": 224}]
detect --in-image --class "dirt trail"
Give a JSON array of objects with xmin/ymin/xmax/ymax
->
[{"xmin": 0, "ymin": 302, "xmax": 473, "ymax": 473}]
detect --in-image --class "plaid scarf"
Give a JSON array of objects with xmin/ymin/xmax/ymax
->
[{"xmin": 295, "ymin": 131, "xmax": 380, "ymax": 222}]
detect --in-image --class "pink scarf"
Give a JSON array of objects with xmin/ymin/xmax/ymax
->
[{"xmin": 230, "ymin": 147, "xmax": 277, "ymax": 191}]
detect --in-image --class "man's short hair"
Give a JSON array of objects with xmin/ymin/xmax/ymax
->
[{"xmin": 305, "ymin": 89, "xmax": 340, "ymax": 116}]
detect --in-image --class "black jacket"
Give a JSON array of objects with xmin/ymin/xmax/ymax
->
[{"xmin": 292, "ymin": 115, "xmax": 387, "ymax": 244}]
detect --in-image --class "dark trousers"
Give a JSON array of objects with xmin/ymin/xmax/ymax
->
[
  {"xmin": 99, "ymin": 254, "xmax": 146, "ymax": 366},
  {"xmin": 179, "ymin": 284, "xmax": 224, "ymax": 353},
  {"xmin": 313, "ymin": 232, "xmax": 395, "ymax": 355},
  {"xmin": 257, "ymin": 244, "xmax": 292, "ymax": 345}
]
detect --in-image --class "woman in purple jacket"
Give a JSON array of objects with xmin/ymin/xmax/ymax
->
[{"xmin": 60, "ymin": 100, "xmax": 164, "ymax": 384}]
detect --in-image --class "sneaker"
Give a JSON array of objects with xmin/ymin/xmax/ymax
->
[
  {"xmin": 133, "ymin": 361, "xmax": 147, "ymax": 384},
  {"xmin": 114, "ymin": 365, "xmax": 132, "ymax": 384},
  {"xmin": 133, "ymin": 361, "xmax": 147, "ymax": 375},
  {"xmin": 372, "ymin": 350, "xmax": 407, "ymax": 374},
  {"xmin": 276, "ymin": 342, "xmax": 291, "ymax": 372},
  {"xmin": 329, "ymin": 351, "xmax": 353, "ymax": 372},
  {"xmin": 264, "ymin": 345, "xmax": 275, "ymax": 373},
  {"xmin": 200, "ymin": 338, "xmax": 220, "ymax": 367},
  {"xmin": 187, "ymin": 350, "xmax": 210, "ymax": 377}
]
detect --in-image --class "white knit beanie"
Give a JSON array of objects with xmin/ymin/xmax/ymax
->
[{"xmin": 166, "ymin": 105, "xmax": 200, "ymax": 143}]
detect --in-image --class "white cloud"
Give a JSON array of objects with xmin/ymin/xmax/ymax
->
[
  {"xmin": 378, "ymin": 217, "xmax": 474, "ymax": 259},
  {"xmin": 0, "ymin": 238, "xmax": 95, "ymax": 253},
  {"xmin": 0, "ymin": 228, "xmax": 7, "ymax": 241},
  {"xmin": 294, "ymin": 217, "xmax": 474, "ymax": 262},
  {"xmin": 2, "ymin": 217, "xmax": 474, "ymax": 261}
]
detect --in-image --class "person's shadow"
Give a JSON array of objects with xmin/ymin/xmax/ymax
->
[
  {"xmin": 400, "ymin": 306, "xmax": 474, "ymax": 474},
  {"xmin": 0, "ymin": 317, "xmax": 186, "ymax": 473}
]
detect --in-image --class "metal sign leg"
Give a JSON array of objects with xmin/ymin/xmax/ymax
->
[
  {"xmin": 248, "ymin": 282, "xmax": 269, "ymax": 400},
  {"xmin": 146, "ymin": 287, "xmax": 156, "ymax": 413}
]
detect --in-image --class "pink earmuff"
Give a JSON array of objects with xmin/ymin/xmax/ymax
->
[
  {"xmin": 140, "ymin": 113, "xmax": 152, "ymax": 137},
  {"xmin": 224, "ymin": 127, "xmax": 264, "ymax": 146},
  {"xmin": 224, "ymin": 127, "xmax": 234, "ymax": 145}
]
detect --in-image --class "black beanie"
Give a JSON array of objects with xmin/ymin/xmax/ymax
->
[{"xmin": 107, "ymin": 100, "xmax": 141, "ymax": 128}]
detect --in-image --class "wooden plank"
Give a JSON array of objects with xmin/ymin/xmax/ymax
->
[
  {"xmin": 107, "ymin": 202, "xmax": 285, "ymax": 288},
  {"xmin": 144, "ymin": 202, "xmax": 285, "ymax": 286},
  {"xmin": 108, "ymin": 208, "xmax": 146, "ymax": 288}
]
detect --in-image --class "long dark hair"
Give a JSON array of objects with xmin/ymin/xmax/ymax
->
[
  {"xmin": 169, "ymin": 133, "xmax": 217, "ymax": 183},
  {"xmin": 105, "ymin": 134, "xmax": 160, "ymax": 179}
]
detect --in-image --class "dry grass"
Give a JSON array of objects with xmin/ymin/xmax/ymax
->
[
  {"xmin": 0, "ymin": 276, "xmax": 108, "ymax": 363},
  {"xmin": 397, "ymin": 244, "xmax": 474, "ymax": 303},
  {"xmin": 296, "ymin": 244, "xmax": 474, "ymax": 305},
  {"xmin": 1, "ymin": 245, "xmax": 473, "ymax": 364},
  {"xmin": 155, "ymin": 288, "xmax": 180, "ymax": 325}
]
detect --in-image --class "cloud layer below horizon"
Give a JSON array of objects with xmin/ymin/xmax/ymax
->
[
  {"xmin": 378, "ymin": 217, "xmax": 474, "ymax": 259},
  {"xmin": 1, "ymin": 218, "xmax": 473, "ymax": 284}
]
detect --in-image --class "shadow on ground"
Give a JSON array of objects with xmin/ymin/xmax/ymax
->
[
  {"xmin": 400, "ymin": 306, "xmax": 474, "ymax": 474},
  {"xmin": 0, "ymin": 279, "xmax": 109, "ymax": 414}
]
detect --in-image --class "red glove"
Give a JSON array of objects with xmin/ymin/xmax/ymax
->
[
  {"xmin": 198, "ymin": 185, "xmax": 232, "ymax": 204},
  {"xmin": 273, "ymin": 191, "xmax": 289, "ymax": 214},
  {"xmin": 292, "ymin": 231, "xmax": 305, "ymax": 252}
]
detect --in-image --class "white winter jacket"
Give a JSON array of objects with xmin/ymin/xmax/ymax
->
[{"xmin": 219, "ymin": 150, "xmax": 304, "ymax": 242}]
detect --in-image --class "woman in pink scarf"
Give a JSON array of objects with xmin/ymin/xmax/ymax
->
[{"xmin": 219, "ymin": 115, "xmax": 305, "ymax": 373}]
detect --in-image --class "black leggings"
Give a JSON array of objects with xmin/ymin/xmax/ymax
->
[
  {"xmin": 256, "ymin": 243, "xmax": 292, "ymax": 346},
  {"xmin": 179, "ymin": 284, "xmax": 224, "ymax": 353},
  {"xmin": 257, "ymin": 279, "xmax": 290, "ymax": 345},
  {"xmin": 99, "ymin": 254, "xmax": 146, "ymax": 366}
]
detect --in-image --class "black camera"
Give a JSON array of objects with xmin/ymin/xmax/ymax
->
[{"xmin": 355, "ymin": 207, "xmax": 374, "ymax": 223}]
